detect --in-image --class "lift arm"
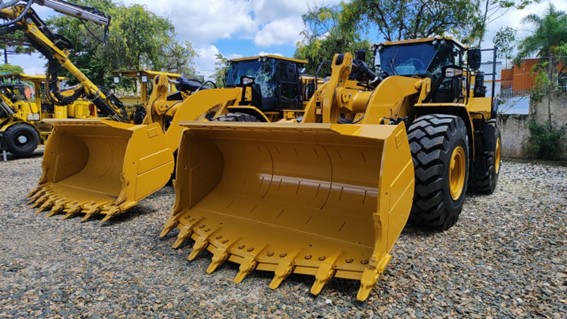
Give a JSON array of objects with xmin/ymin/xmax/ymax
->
[{"xmin": 0, "ymin": 1, "xmax": 127, "ymax": 121}]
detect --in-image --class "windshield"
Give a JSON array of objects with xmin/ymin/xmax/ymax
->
[
  {"xmin": 378, "ymin": 42, "xmax": 455, "ymax": 78},
  {"xmin": 225, "ymin": 59, "xmax": 277, "ymax": 98}
]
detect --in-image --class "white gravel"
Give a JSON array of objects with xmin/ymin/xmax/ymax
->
[{"xmin": 1, "ymin": 148, "xmax": 566, "ymax": 318}]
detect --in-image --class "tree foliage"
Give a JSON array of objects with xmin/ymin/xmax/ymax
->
[
  {"xmin": 516, "ymin": 4, "xmax": 567, "ymax": 62},
  {"xmin": 46, "ymin": 0, "xmax": 197, "ymax": 86},
  {"xmin": 476, "ymin": 0, "xmax": 538, "ymax": 46},
  {"xmin": 294, "ymin": 3, "xmax": 370, "ymax": 75},
  {"xmin": 211, "ymin": 53, "xmax": 228, "ymax": 87},
  {"xmin": 0, "ymin": 30, "xmax": 35, "ymax": 64},
  {"xmin": 343, "ymin": 0, "xmax": 482, "ymax": 44},
  {"xmin": 0, "ymin": 63, "xmax": 24, "ymax": 74},
  {"xmin": 515, "ymin": 3, "xmax": 567, "ymax": 89},
  {"xmin": 493, "ymin": 26, "xmax": 517, "ymax": 60}
]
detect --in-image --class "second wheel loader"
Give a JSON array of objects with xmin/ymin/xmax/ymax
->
[
  {"xmin": 160, "ymin": 36, "xmax": 502, "ymax": 301},
  {"xmin": 0, "ymin": 73, "xmax": 97, "ymax": 157},
  {"xmin": 10, "ymin": 0, "xmax": 315, "ymax": 221}
]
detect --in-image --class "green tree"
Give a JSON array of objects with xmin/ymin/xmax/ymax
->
[
  {"xmin": 515, "ymin": 3, "xmax": 567, "ymax": 85},
  {"xmin": 515, "ymin": 4, "xmax": 567, "ymax": 136},
  {"xmin": 46, "ymin": 0, "xmax": 198, "ymax": 86},
  {"xmin": 295, "ymin": 4, "xmax": 370, "ymax": 75},
  {"xmin": 0, "ymin": 63, "xmax": 24, "ymax": 74},
  {"xmin": 344, "ymin": 0, "xmax": 482, "ymax": 44},
  {"xmin": 0, "ymin": 31, "xmax": 35, "ymax": 64},
  {"xmin": 476, "ymin": 0, "xmax": 537, "ymax": 46},
  {"xmin": 493, "ymin": 26, "xmax": 517, "ymax": 60},
  {"xmin": 211, "ymin": 53, "xmax": 228, "ymax": 87}
]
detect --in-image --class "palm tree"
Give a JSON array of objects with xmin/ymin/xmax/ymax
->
[{"xmin": 515, "ymin": 3, "xmax": 567, "ymax": 85}]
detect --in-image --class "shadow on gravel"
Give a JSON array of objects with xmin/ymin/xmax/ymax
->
[
  {"xmin": 1, "ymin": 148, "xmax": 44, "ymax": 161},
  {"xmin": 400, "ymin": 223, "xmax": 439, "ymax": 238}
]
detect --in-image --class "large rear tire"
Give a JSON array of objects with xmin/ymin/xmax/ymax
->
[
  {"xmin": 4, "ymin": 123, "xmax": 40, "ymax": 157},
  {"xmin": 468, "ymin": 120, "xmax": 501, "ymax": 194},
  {"xmin": 408, "ymin": 114, "xmax": 470, "ymax": 230}
]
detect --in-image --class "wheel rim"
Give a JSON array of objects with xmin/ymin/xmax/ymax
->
[
  {"xmin": 17, "ymin": 134, "xmax": 29, "ymax": 145},
  {"xmin": 495, "ymin": 137, "xmax": 501, "ymax": 174},
  {"xmin": 449, "ymin": 146, "xmax": 466, "ymax": 200}
]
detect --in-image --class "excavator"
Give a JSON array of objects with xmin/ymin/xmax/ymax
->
[{"xmin": 160, "ymin": 38, "xmax": 501, "ymax": 301}]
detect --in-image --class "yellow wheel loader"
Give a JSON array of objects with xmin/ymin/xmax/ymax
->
[
  {"xmin": 12, "ymin": 0, "xmax": 314, "ymax": 224},
  {"xmin": 27, "ymin": 53, "xmax": 313, "ymax": 221},
  {"xmin": 0, "ymin": 73, "xmax": 96, "ymax": 157},
  {"xmin": 160, "ymin": 37, "xmax": 501, "ymax": 301}
]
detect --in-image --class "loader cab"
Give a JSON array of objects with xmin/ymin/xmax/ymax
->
[
  {"xmin": 225, "ymin": 55, "xmax": 306, "ymax": 111},
  {"xmin": 375, "ymin": 37, "xmax": 467, "ymax": 103}
]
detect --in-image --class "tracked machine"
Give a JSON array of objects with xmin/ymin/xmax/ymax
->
[{"xmin": 160, "ymin": 37, "xmax": 501, "ymax": 301}]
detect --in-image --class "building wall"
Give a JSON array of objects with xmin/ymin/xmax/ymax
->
[
  {"xmin": 501, "ymin": 58, "xmax": 566, "ymax": 93},
  {"xmin": 498, "ymin": 114, "xmax": 530, "ymax": 158},
  {"xmin": 498, "ymin": 92, "xmax": 567, "ymax": 159}
]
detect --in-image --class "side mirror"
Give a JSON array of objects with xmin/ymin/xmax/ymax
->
[
  {"xmin": 467, "ymin": 49, "xmax": 481, "ymax": 70},
  {"xmin": 444, "ymin": 66, "xmax": 463, "ymax": 78}
]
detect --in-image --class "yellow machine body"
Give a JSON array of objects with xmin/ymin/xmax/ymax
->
[
  {"xmin": 161, "ymin": 52, "xmax": 416, "ymax": 301},
  {"xmin": 30, "ymin": 120, "xmax": 175, "ymax": 219},
  {"xmin": 28, "ymin": 81, "xmax": 246, "ymax": 221}
]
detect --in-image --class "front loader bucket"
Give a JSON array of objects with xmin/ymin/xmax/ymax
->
[
  {"xmin": 29, "ymin": 119, "xmax": 174, "ymax": 221},
  {"xmin": 161, "ymin": 122, "xmax": 414, "ymax": 301}
]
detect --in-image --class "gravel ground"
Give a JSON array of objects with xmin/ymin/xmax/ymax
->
[{"xmin": 1, "ymin": 148, "xmax": 566, "ymax": 318}]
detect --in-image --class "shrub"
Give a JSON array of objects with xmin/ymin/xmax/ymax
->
[{"xmin": 527, "ymin": 117, "xmax": 565, "ymax": 160}]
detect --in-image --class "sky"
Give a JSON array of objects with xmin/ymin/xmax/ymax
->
[{"xmin": 6, "ymin": 0, "xmax": 567, "ymax": 79}]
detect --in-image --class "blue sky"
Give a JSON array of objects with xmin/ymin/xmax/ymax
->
[{"xmin": 7, "ymin": 0, "xmax": 567, "ymax": 79}]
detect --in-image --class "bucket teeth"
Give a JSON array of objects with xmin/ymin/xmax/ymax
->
[
  {"xmin": 356, "ymin": 254, "xmax": 392, "ymax": 301},
  {"xmin": 357, "ymin": 268, "xmax": 379, "ymax": 302},
  {"xmin": 81, "ymin": 213, "xmax": 96, "ymax": 222},
  {"xmin": 269, "ymin": 249, "xmax": 302, "ymax": 290},
  {"xmin": 31, "ymin": 192, "xmax": 52, "ymax": 209},
  {"xmin": 310, "ymin": 252, "xmax": 341, "ymax": 296},
  {"xmin": 160, "ymin": 216, "xmax": 179, "ymax": 238},
  {"xmin": 27, "ymin": 186, "xmax": 42, "ymax": 198},
  {"xmin": 172, "ymin": 226, "xmax": 193, "ymax": 249},
  {"xmin": 206, "ymin": 237, "xmax": 239, "ymax": 273},
  {"xmin": 234, "ymin": 255, "xmax": 258, "ymax": 284},
  {"xmin": 100, "ymin": 207, "xmax": 121, "ymax": 224},
  {"xmin": 206, "ymin": 250, "xmax": 229, "ymax": 274},
  {"xmin": 234, "ymin": 245, "xmax": 267, "ymax": 284},
  {"xmin": 35, "ymin": 197, "xmax": 55, "ymax": 214},
  {"xmin": 80, "ymin": 203, "xmax": 100, "ymax": 222},
  {"xmin": 28, "ymin": 188, "xmax": 48, "ymax": 203},
  {"xmin": 61, "ymin": 202, "xmax": 82, "ymax": 220},
  {"xmin": 187, "ymin": 236, "xmax": 209, "ymax": 261},
  {"xmin": 46, "ymin": 200, "xmax": 66, "ymax": 217},
  {"xmin": 62, "ymin": 209, "xmax": 80, "ymax": 220}
]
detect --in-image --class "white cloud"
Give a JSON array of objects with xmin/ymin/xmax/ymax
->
[
  {"xmin": 482, "ymin": 0, "xmax": 567, "ymax": 49},
  {"xmin": 254, "ymin": 16, "xmax": 305, "ymax": 47},
  {"xmin": 122, "ymin": 0, "xmax": 256, "ymax": 45}
]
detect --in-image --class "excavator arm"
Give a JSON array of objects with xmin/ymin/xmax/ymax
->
[{"xmin": 0, "ymin": 0, "xmax": 127, "ymax": 121}]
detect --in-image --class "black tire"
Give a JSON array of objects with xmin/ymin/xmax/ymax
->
[
  {"xmin": 5, "ymin": 123, "xmax": 40, "ymax": 157},
  {"xmin": 468, "ymin": 120, "xmax": 501, "ymax": 194},
  {"xmin": 408, "ymin": 114, "xmax": 470, "ymax": 230},
  {"xmin": 133, "ymin": 106, "xmax": 146, "ymax": 124},
  {"xmin": 213, "ymin": 112, "xmax": 260, "ymax": 122}
]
